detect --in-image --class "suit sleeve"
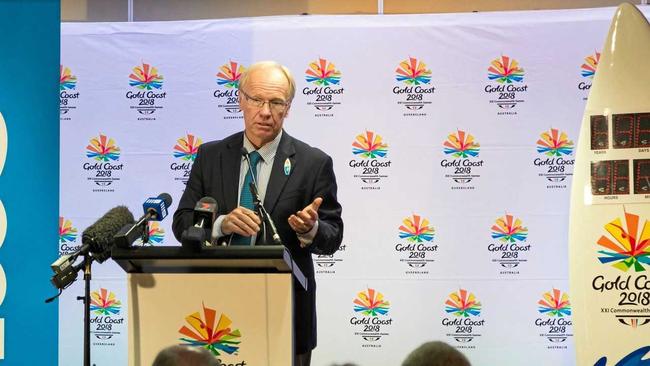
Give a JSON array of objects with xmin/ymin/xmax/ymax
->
[
  {"xmin": 309, "ymin": 154, "xmax": 343, "ymax": 255},
  {"xmin": 172, "ymin": 144, "xmax": 206, "ymax": 242}
]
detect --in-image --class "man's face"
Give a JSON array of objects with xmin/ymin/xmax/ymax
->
[{"xmin": 239, "ymin": 67, "xmax": 291, "ymax": 148}]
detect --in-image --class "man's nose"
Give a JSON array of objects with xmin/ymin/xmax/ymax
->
[{"xmin": 259, "ymin": 101, "xmax": 272, "ymax": 116}]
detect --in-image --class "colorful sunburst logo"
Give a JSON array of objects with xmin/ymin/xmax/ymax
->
[
  {"xmin": 216, "ymin": 61, "xmax": 245, "ymax": 89},
  {"xmin": 173, "ymin": 134, "xmax": 202, "ymax": 161},
  {"xmin": 581, "ymin": 51, "xmax": 600, "ymax": 79},
  {"xmin": 179, "ymin": 303, "xmax": 242, "ymax": 356},
  {"xmin": 90, "ymin": 288, "xmax": 122, "ymax": 316},
  {"xmin": 395, "ymin": 57, "xmax": 432, "ymax": 85},
  {"xmin": 352, "ymin": 131, "xmax": 388, "ymax": 159},
  {"xmin": 597, "ymin": 212, "xmax": 650, "ymax": 272},
  {"xmin": 491, "ymin": 214, "xmax": 528, "ymax": 243},
  {"xmin": 488, "ymin": 55, "xmax": 524, "ymax": 84},
  {"xmin": 445, "ymin": 289, "xmax": 482, "ymax": 317},
  {"xmin": 538, "ymin": 289, "xmax": 571, "ymax": 317},
  {"xmin": 399, "ymin": 214, "xmax": 435, "ymax": 243},
  {"xmin": 86, "ymin": 134, "xmax": 120, "ymax": 162},
  {"xmin": 129, "ymin": 62, "xmax": 163, "ymax": 90},
  {"xmin": 59, "ymin": 217, "xmax": 78, "ymax": 244},
  {"xmin": 353, "ymin": 288, "xmax": 390, "ymax": 316},
  {"xmin": 147, "ymin": 222, "xmax": 165, "ymax": 244},
  {"xmin": 536, "ymin": 128, "xmax": 574, "ymax": 157},
  {"xmin": 443, "ymin": 130, "xmax": 480, "ymax": 158},
  {"xmin": 60, "ymin": 65, "xmax": 77, "ymax": 91},
  {"xmin": 305, "ymin": 58, "xmax": 341, "ymax": 86}
]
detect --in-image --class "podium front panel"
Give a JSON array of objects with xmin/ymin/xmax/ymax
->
[{"xmin": 128, "ymin": 273, "xmax": 293, "ymax": 366}]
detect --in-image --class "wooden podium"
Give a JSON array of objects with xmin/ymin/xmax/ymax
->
[{"xmin": 112, "ymin": 245, "xmax": 306, "ymax": 366}]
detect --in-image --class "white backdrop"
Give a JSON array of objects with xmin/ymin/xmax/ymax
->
[{"xmin": 58, "ymin": 7, "xmax": 649, "ymax": 366}]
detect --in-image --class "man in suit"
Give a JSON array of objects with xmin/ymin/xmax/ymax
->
[{"xmin": 172, "ymin": 61, "xmax": 343, "ymax": 366}]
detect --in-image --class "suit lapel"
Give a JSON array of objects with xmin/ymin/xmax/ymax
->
[
  {"xmin": 221, "ymin": 133, "xmax": 244, "ymax": 213},
  {"xmin": 264, "ymin": 132, "xmax": 296, "ymax": 213}
]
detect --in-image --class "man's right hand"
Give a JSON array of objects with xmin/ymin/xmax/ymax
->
[{"xmin": 221, "ymin": 207, "xmax": 261, "ymax": 236}]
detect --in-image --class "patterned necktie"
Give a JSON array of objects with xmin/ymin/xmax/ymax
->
[{"xmin": 231, "ymin": 151, "xmax": 262, "ymax": 245}]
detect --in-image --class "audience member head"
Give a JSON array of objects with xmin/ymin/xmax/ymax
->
[
  {"xmin": 152, "ymin": 345, "xmax": 219, "ymax": 366},
  {"xmin": 401, "ymin": 341, "xmax": 471, "ymax": 366}
]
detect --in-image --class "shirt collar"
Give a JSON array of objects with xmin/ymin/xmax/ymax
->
[{"xmin": 243, "ymin": 130, "xmax": 282, "ymax": 163}]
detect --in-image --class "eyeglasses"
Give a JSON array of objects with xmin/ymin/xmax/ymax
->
[{"xmin": 240, "ymin": 89, "xmax": 290, "ymax": 113}]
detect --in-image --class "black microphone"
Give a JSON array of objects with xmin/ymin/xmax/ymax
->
[
  {"xmin": 241, "ymin": 148, "xmax": 282, "ymax": 245},
  {"xmin": 81, "ymin": 206, "xmax": 135, "ymax": 259},
  {"xmin": 50, "ymin": 206, "xmax": 135, "ymax": 290},
  {"xmin": 181, "ymin": 196, "xmax": 218, "ymax": 251},
  {"xmin": 114, "ymin": 193, "xmax": 173, "ymax": 248}
]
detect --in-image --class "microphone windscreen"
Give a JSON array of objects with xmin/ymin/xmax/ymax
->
[
  {"xmin": 158, "ymin": 192, "xmax": 173, "ymax": 208},
  {"xmin": 82, "ymin": 206, "xmax": 135, "ymax": 253}
]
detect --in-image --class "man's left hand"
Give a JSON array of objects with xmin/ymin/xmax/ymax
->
[{"xmin": 288, "ymin": 197, "xmax": 322, "ymax": 235}]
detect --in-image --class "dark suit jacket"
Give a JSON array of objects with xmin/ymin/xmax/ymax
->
[{"xmin": 172, "ymin": 130, "xmax": 343, "ymax": 353}]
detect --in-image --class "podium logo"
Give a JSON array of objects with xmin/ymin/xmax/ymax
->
[
  {"xmin": 488, "ymin": 55, "xmax": 524, "ymax": 83},
  {"xmin": 595, "ymin": 346, "xmax": 650, "ymax": 366},
  {"xmin": 59, "ymin": 65, "xmax": 77, "ymax": 90},
  {"xmin": 581, "ymin": 51, "xmax": 600, "ymax": 79},
  {"xmin": 179, "ymin": 304, "xmax": 242, "ymax": 356},
  {"xmin": 442, "ymin": 289, "xmax": 484, "ymax": 344},
  {"xmin": 484, "ymin": 55, "xmax": 528, "ymax": 114},
  {"xmin": 217, "ymin": 61, "xmax": 245, "ymax": 88},
  {"xmin": 596, "ymin": 212, "xmax": 650, "ymax": 272},
  {"xmin": 350, "ymin": 288, "xmax": 393, "ymax": 345},
  {"xmin": 440, "ymin": 130, "xmax": 484, "ymax": 186},
  {"xmin": 302, "ymin": 58, "xmax": 344, "ymax": 117},
  {"xmin": 396, "ymin": 214, "xmax": 438, "ymax": 272},
  {"xmin": 535, "ymin": 289, "xmax": 573, "ymax": 345},
  {"xmin": 171, "ymin": 134, "xmax": 202, "ymax": 185},
  {"xmin": 349, "ymin": 131, "xmax": 391, "ymax": 189},
  {"xmin": 491, "ymin": 214, "xmax": 528, "ymax": 243},
  {"xmin": 91, "ymin": 288, "xmax": 122, "ymax": 316},
  {"xmin": 86, "ymin": 134, "xmax": 120, "ymax": 162},
  {"xmin": 534, "ymin": 128, "xmax": 574, "ymax": 186},
  {"xmin": 214, "ymin": 61, "xmax": 245, "ymax": 116},
  {"xmin": 392, "ymin": 57, "xmax": 435, "ymax": 115},
  {"xmin": 129, "ymin": 62, "xmax": 163, "ymax": 90}
]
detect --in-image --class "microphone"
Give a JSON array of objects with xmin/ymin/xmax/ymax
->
[
  {"xmin": 241, "ymin": 148, "xmax": 282, "ymax": 245},
  {"xmin": 81, "ymin": 206, "xmax": 136, "ymax": 259},
  {"xmin": 114, "ymin": 193, "xmax": 173, "ymax": 248},
  {"xmin": 181, "ymin": 196, "xmax": 218, "ymax": 251},
  {"xmin": 50, "ymin": 206, "xmax": 135, "ymax": 290}
]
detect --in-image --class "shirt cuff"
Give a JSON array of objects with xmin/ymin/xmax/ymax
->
[
  {"xmin": 297, "ymin": 220, "xmax": 319, "ymax": 248},
  {"xmin": 211, "ymin": 215, "xmax": 226, "ymax": 242}
]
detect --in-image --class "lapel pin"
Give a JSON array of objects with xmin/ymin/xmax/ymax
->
[{"xmin": 284, "ymin": 158, "xmax": 291, "ymax": 176}]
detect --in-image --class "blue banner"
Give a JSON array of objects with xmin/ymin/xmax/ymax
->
[{"xmin": 0, "ymin": 0, "xmax": 60, "ymax": 364}]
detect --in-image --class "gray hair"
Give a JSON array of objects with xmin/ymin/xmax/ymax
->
[
  {"xmin": 402, "ymin": 341, "xmax": 471, "ymax": 366},
  {"xmin": 152, "ymin": 345, "xmax": 219, "ymax": 366},
  {"xmin": 239, "ymin": 60, "xmax": 296, "ymax": 102}
]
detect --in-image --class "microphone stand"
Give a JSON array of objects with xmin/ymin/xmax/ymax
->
[{"xmin": 76, "ymin": 252, "xmax": 93, "ymax": 366}]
